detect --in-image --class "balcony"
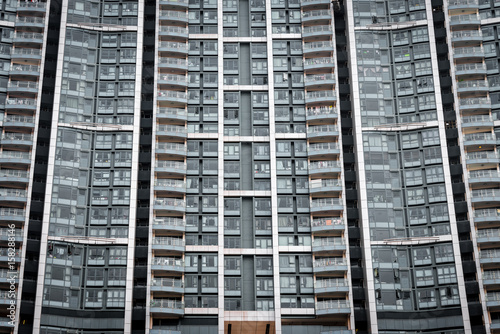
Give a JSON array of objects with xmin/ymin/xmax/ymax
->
[
  {"xmin": 153, "ymin": 217, "xmax": 185, "ymax": 233},
  {"xmin": 7, "ymin": 80, "xmax": 38, "ymax": 95},
  {"xmin": 15, "ymin": 16, "xmax": 45, "ymax": 28},
  {"xmin": 301, "ymin": 9, "xmax": 332, "ymax": 22},
  {"xmin": 474, "ymin": 208, "xmax": 500, "ymax": 225},
  {"xmin": 155, "ymin": 160, "xmax": 186, "ymax": 175},
  {"xmin": 155, "ymin": 142, "xmax": 186, "ymax": 156},
  {"xmin": 463, "ymin": 132, "xmax": 496, "ymax": 147},
  {"xmin": 160, "ymin": 0, "xmax": 188, "ymax": 7},
  {"xmin": 455, "ymin": 62, "xmax": 487, "ymax": 77},
  {"xmin": 313, "ymin": 257, "xmax": 348, "ymax": 273},
  {"xmin": 487, "ymin": 292, "xmax": 500, "ymax": 308},
  {"xmin": 0, "ymin": 228, "xmax": 22, "ymax": 243},
  {"xmin": 471, "ymin": 188, "xmax": 500, "ymax": 204},
  {"xmin": 483, "ymin": 269, "xmax": 500, "ymax": 287},
  {"xmin": 306, "ymin": 90, "xmax": 336, "ymax": 104},
  {"xmin": 154, "ymin": 197, "xmax": 185, "ymax": 213},
  {"xmin": 302, "ymin": 25, "xmax": 333, "ymax": 39},
  {"xmin": 156, "ymin": 124, "xmax": 186, "ymax": 138},
  {"xmin": 0, "ymin": 169, "xmax": 29, "ymax": 184},
  {"xmin": 1, "ymin": 132, "xmax": 33, "ymax": 147},
  {"xmin": 158, "ymin": 41, "xmax": 188, "ymax": 54},
  {"xmin": 309, "ymin": 178, "xmax": 342, "ymax": 194},
  {"xmin": 453, "ymin": 46, "xmax": 484, "ymax": 60},
  {"xmin": 309, "ymin": 160, "xmax": 341, "ymax": 176},
  {"xmin": 307, "ymin": 124, "xmax": 339, "ymax": 139},
  {"xmin": 158, "ymin": 57, "xmax": 188, "ymax": 72},
  {"xmin": 301, "ymin": 0, "xmax": 331, "ymax": 6},
  {"xmin": 150, "ymin": 299, "xmax": 184, "ymax": 316},
  {"xmin": 308, "ymin": 142, "xmax": 340, "ymax": 157},
  {"xmin": 11, "ymin": 47, "xmax": 42, "ymax": 60},
  {"xmin": 477, "ymin": 228, "xmax": 500, "ymax": 245},
  {"xmin": 312, "ymin": 237, "xmax": 345, "ymax": 253},
  {"xmin": 155, "ymin": 178, "xmax": 186, "ymax": 193},
  {"xmin": 158, "ymin": 26, "xmax": 188, "ymax": 39},
  {"xmin": 306, "ymin": 106, "xmax": 337, "ymax": 122},
  {"xmin": 17, "ymin": 1, "xmax": 46, "ymax": 11},
  {"xmin": 449, "ymin": 0, "xmax": 478, "ymax": 10},
  {"xmin": 469, "ymin": 169, "xmax": 500, "ymax": 185},
  {"xmin": 152, "ymin": 257, "xmax": 184, "ymax": 272},
  {"xmin": 449, "ymin": 13, "xmax": 480, "ymax": 26},
  {"xmin": 159, "ymin": 10, "xmax": 188, "ymax": 23},
  {"xmin": 451, "ymin": 29, "xmax": 482, "ymax": 43},
  {"xmin": 457, "ymin": 80, "xmax": 489, "ymax": 94},
  {"xmin": 316, "ymin": 299, "xmax": 350, "ymax": 315},
  {"xmin": 304, "ymin": 57, "xmax": 335, "ymax": 72},
  {"xmin": 311, "ymin": 197, "xmax": 343, "ymax": 214},
  {"xmin": 3, "ymin": 115, "xmax": 35, "ymax": 129},
  {"xmin": 305, "ymin": 73, "xmax": 336, "ymax": 89},
  {"xmin": 465, "ymin": 151, "xmax": 499, "ymax": 165},
  {"xmin": 459, "ymin": 98, "xmax": 491, "ymax": 112},
  {"xmin": 13, "ymin": 31, "xmax": 44, "ymax": 44},
  {"xmin": 158, "ymin": 74, "xmax": 187, "ymax": 88},
  {"xmin": 0, "ymin": 208, "xmax": 25, "ymax": 223},
  {"xmin": 0, "ymin": 248, "xmax": 20, "ymax": 262},
  {"xmin": 315, "ymin": 278, "xmax": 349, "ymax": 295},
  {"xmin": 10, "ymin": 63, "xmax": 40, "ymax": 77},
  {"xmin": 0, "ymin": 269, "xmax": 18, "ymax": 285},
  {"xmin": 311, "ymin": 217, "xmax": 344, "ymax": 233},
  {"xmin": 157, "ymin": 107, "xmax": 187, "ymax": 121},
  {"xmin": 151, "ymin": 278, "xmax": 184, "ymax": 294},
  {"xmin": 0, "ymin": 188, "xmax": 26, "ymax": 203},
  {"xmin": 480, "ymin": 249, "xmax": 500, "ymax": 266},
  {"xmin": 150, "ymin": 329, "xmax": 181, "ymax": 334},
  {"xmin": 303, "ymin": 41, "xmax": 334, "ymax": 55},
  {"xmin": 152, "ymin": 236, "xmax": 185, "ymax": 253},
  {"xmin": 157, "ymin": 90, "xmax": 187, "ymax": 104},
  {"xmin": 6, "ymin": 97, "xmax": 37, "ymax": 111}
]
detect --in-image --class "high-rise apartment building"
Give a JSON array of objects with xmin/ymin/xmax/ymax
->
[{"xmin": 0, "ymin": 0, "xmax": 498, "ymax": 333}]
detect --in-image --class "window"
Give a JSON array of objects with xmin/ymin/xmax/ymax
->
[
  {"xmin": 107, "ymin": 289, "xmax": 125, "ymax": 307},
  {"xmin": 425, "ymin": 166, "xmax": 444, "ymax": 183},
  {"xmin": 437, "ymin": 265, "xmax": 457, "ymax": 284},
  {"xmin": 413, "ymin": 247, "xmax": 431, "ymax": 265},
  {"xmin": 434, "ymin": 244, "xmax": 454, "ymax": 263}
]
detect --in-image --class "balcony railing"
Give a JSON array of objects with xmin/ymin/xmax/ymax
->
[
  {"xmin": 474, "ymin": 208, "xmax": 500, "ymax": 219},
  {"xmin": 463, "ymin": 132, "xmax": 495, "ymax": 141},
  {"xmin": 159, "ymin": 10, "xmax": 188, "ymax": 19},
  {"xmin": 455, "ymin": 62, "xmax": 486, "ymax": 72},
  {"xmin": 477, "ymin": 228, "xmax": 500, "ymax": 238},
  {"xmin": 0, "ymin": 208, "xmax": 24, "ymax": 217},
  {"xmin": 159, "ymin": 57, "xmax": 188, "ymax": 67},
  {"xmin": 308, "ymin": 125, "xmax": 338, "ymax": 134},
  {"xmin": 451, "ymin": 30, "xmax": 482, "ymax": 39},
  {"xmin": 459, "ymin": 98, "xmax": 491, "ymax": 107},
  {"xmin": 150, "ymin": 299, "xmax": 184, "ymax": 310},
  {"xmin": 457, "ymin": 80, "xmax": 488, "ymax": 89},
  {"xmin": 303, "ymin": 41, "xmax": 333, "ymax": 51},
  {"xmin": 487, "ymin": 292, "xmax": 500, "ymax": 302},
  {"xmin": 152, "ymin": 256, "xmax": 183, "ymax": 267},
  {"xmin": 11, "ymin": 48, "xmax": 42, "ymax": 56},
  {"xmin": 18, "ymin": 1, "xmax": 46, "ymax": 8},
  {"xmin": 158, "ymin": 74, "xmax": 187, "ymax": 83},
  {"xmin": 0, "ymin": 169, "xmax": 28, "ymax": 178},
  {"xmin": 155, "ymin": 160, "xmax": 186, "ymax": 169},
  {"xmin": 450, "ymin": 13, "xmax": 480, "ymax": 23},
  {"xmin": 316, "ymin": 299, "xmax": 349, "ymax": 310},
  {"xmin": 155, "ymin": 178, "xmax": 185, "ymax": 188},
  {"xmin": 307, "ymin": 106, "xmax": 337, "ymax": 116},
  {"xmin": 153, "ymin": 236, "xmax": 185, "ymax": 247},
  {"xmin": 483, "ymin": 270, "xmax": 500, "ymax": 280},
  {"xmin": 304, "ymin": 57, "xmax": 335, "ymax": 67},
  {"xmin": 303, "ymin": 25, "xmax": 332, "ymax": 34},
  {"xmin": 0, "ymin": 228, "xmax": 22, "ymax": 238},
  {"xmin": 158, "ymin": 26, "xmax": 188, "ymax": 35},
  {"xmin": 6, "ymin": 98, "xmax": 36, "ymax": 106},
  {"xmin": 153, "ymin": 217, "xmax": 185, "ymax": 227},
  {"xmin": 309, "ymin": 142, "xmax": 339, "ymax": 152},
  {"xmin": 315, "ymin": 278, "xmax": 347, "ymax": 289},
  {"xmin": 157, "ymin": 107, "xmax": 187, "ymax": 117},
  {"xmin": 471, "ymin": 188, "xmax": 500, "ymax": 198},
  {"xmin": 305, "ymin": 73, "xmax": 335, "ymax": 83},
  {"xmin": 312, "ymin": 217, "xmax": 343, "ymax": 227},
  {"xmin": 151, "ymin": 277, "xmax": 184, "ymax": 288},
  {"xmin": 2, "ymin": 133, "xmax": 33, "ymax": 141},
  {"xmin": 313, "ymin": 237, "xmax": 345, "ymax": 247},
  {"xmin": 302, "ymin": 9, "xmax": 330, "ymax": 18},
  {"xmin": 465, "ymin": 151, "xmax": 498, "ymax": 160},
  {"xmin": 450, "ymin": 0, "xmax": 478, "ymax": 5},
  {"xmin": 310, "ymin": 179, "xmax": 342, "ymax": 188},
  {"xmin": 4, "ymin": 115, "xmax": 34, "ymax": 124},
  {"xmin": 469, "ymin": 169, "xmax": 500, "ymax": 179},
  {"xmin": 314, "ymin": 257, "xmax": 346, "ymax": 267},
  {"xmin": 306, "ymin": 90, "xmax": 336, "ymax": 99},
  {"xmin": 157, "ymin": 125, "xmax": 186, "ymax": 133},
  {"xmin": 158, "ymin": 90, "xmax": 187, "ymax": 99},
  {"xmin": 480, "ymin": 249, "xmax": 500, "ymax": 259},
  {"xmin": 156, "ymin": 142, "xmax": 185, "ymax": 150},
  {"xmin": 154, "ymin": 197, "xmax": 185, "ymax": 208},
  {"xmin": 13, "ymin": 32, "xmax": 44, "ymax": 40},
  {"xmin": 311, "ymin": 198, "xmax": 342, "ymax": 208},
  {"xmin": 309, "ymin": 160, "xmax": 341, "ymax": 170},
  {"xmin": 15, "ymin": 16, "xmax": 44, "ymax": 24},
  {"xmin": 0, "ymin": 188, "xmax": 26, "ymax": 197},
  {"xmin": 158, "ymin": 41, "xmax": 188, "ymax": 51},
  {"xmin": 453, "ymin": 46, "xmax": 484, "ymax": 56}
]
